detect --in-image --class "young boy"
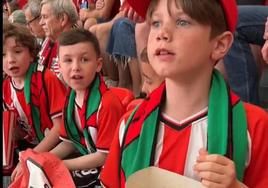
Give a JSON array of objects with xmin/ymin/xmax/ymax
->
[
  {"xmin": 50, "ymin": 28, "xmax": 125, "ymax": 187},
  {"xmin": 139, "ymin": 47, "xmax": 164, "ymax": 96},
  {"xmin": 3, "ymin": 20, "xmax": 67, "ymax": 181},
  {"xmin": 100, "ymin": 0, "xmax": 268, "ymax": 188},
  {"xmin": 126, "ymin": 47, "xmax": 164, "ymax": 111}
]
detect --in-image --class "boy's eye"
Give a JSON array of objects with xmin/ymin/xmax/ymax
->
[
  {"xmin": 62, "ymin": 58, "xmax": 72, "ymax": 63},
  {"xmin": 81, "ymin": 57, "xmax": 89, "ymax": 63},
  {"xmin": 151, "ymin": 20, "xmax": 161, "ymax": 28},
  {"xmin": 41, "ymin": 15, "xmax": 47, "ymax": 19},
  {"xmin": 176, "ymin": 19, "xmax": 189, "ymax": 27}
]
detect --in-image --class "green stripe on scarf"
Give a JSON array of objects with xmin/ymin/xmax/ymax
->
[
  {"xmin": 232, "ymin": 102, "xmax": 248, "ymax": 181},
  {"xmin": 24, "ymin": 63, "xmax": 35, "ymax": 104},
  {"xmin": 65, "ymin": 74, "xmax": 107, "ymax": 155},
  {"xmin": 208, "ymin": 70, "xmax": 248, "ymax": 181},
  {"xmin": 24, "ymin": 63, "xmax": 44, "ymax": 141},
  {"xmin": 66, "ymin": 90, "xmax": 88, "ymax": 155},
  {"xmin": 122, "ymin": 108, "xmax": 159, "ymax": 179},
  {"xmin": 121, "ymin": 69, "xmax": 248, "ymax": 181}
]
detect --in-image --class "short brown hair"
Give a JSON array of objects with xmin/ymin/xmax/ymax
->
[
  {"xmin": 147, "ymin": 0, "xmax": 227, "ymax": 38},
  {"xmin": 58, "ymin": 28, "xmax": 101, "ymax": 57},
  {"xmin": 140, "ymin": 47, "xmax": 149, "ymax": 63},
  {"xmin": 3, "ymin": 19, "xmax": 39, "ymax": 59}
]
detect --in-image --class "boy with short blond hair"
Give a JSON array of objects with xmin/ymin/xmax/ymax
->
[{"xmin": 100, "ymin": 0, "xmax": 268, "ymax": 187}]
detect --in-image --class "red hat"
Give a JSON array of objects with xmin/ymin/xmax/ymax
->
[
  {"xmin": 126, "ymin": 0, "xmax": 238, "ymax": 32},
  {"xmin": 9, "ymin": 149, "xmax": 75, "ymax": 188},
  {"xmin": 17, "ymin": 0, "xmax": 27, "ymax": 9}
]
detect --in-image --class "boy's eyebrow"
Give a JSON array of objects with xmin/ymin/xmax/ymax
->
[
  {"xmin": 60, "ymin": 51, "xmax": 91, "ymax": 57},
  {"xmin": 151, "ymin": 12, "xmax": 162, "ymax": 18},
  {"xmin": 152, "ymin": 9, "xmax": 188, "ymax": 18},
  {"xmin": 61, "ymin": 54, "xmax": 71, "ymax": 57}
]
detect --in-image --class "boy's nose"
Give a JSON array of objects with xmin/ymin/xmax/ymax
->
[
  {"xmin": 72, "ymin": 62, "xmax": 81, "ymax": 72},
  {"xmin": 156, "ymin": 30, "xmax": 171, "ymax": 42}
]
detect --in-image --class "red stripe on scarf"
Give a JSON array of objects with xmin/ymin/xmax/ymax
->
[
  {"xmin": 124, "ymin": 83, "xmax": 165, "ymax": 147},
  {"xmin": 120, "ymin": 169, "xmax": 126, "ymax": 188}
]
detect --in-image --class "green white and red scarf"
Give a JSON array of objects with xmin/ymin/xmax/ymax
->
[
  {"xmin": 24, "ymin": 63, "xmax": 51, "ymax": 142},
  {"xmin": 121, "ymin": 70, "xmax": 248, "ymax": 183},
  {"xmin": 63, "ymin": 74, "xmax": 107, "ymax": 155}
]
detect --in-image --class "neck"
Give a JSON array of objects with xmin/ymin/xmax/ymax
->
[
  {"xmin": 12, "ymin": 77, "xmax": 25, "ymax": 89},
  {"xmin": 163, "ymin": 73, "xmax": 212, "ymax": 121},
  {"xmin": 50, "ymin": 25, "xmax": 72, "ymax": 42},
  {"xmin": 75, "ymin": 90, "xmax": 86, "ymax": 107}
]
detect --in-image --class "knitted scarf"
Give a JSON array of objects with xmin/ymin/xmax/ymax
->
[
  {"xmin": 24, "ymin": 63, "xmax": 50, "ymax": 142},
  {"xmin": 64, "ymin": 74, "xmax": 107, "ymax": 155},
  {"xmin": 121, "ymin": 70, "xmax": 248, "ymax": 182}
]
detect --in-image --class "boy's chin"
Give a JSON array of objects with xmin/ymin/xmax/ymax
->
[{"xmin": 71, "ymin": 86, "xmax": 88, "ymax": 92}]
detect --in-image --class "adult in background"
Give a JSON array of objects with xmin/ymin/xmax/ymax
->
[
  {"xmin": 224, "ymin": 5, "xmax": 268, "ymax": 106},
  {"xmin": 24, "ymin": 0, "xmax": 46, "ymax": 46},
  {"xmin": 39, "ymin": 0, "xmax": 78, "ymax": 77}
]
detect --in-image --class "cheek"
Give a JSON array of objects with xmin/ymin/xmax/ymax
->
[
  {"xmin": 3, "ymin": 63, "xmax": 8, "ymax": 73},
  {"xmin": 59, "ymin": 66, "xmax": 69, "ymax": 76}
]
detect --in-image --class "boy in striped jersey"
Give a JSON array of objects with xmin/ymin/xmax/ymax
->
[
  {"xmin": 100, "ymin": 0, "xmax": 268, "ymax": 187},
  {"xmin": 3, "ymin": 20, "xmax": 67, "ymax": 181},
  {"xmin": 50, "ymin": 28, "xmax": 124, "ymax": 187}
]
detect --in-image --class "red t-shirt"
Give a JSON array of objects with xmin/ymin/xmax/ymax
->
[
  {"xmin": 100, "ymin": 103, "xmax": 268, "ymax": 188},
  {"xmin": 3, "ymin": 68, "xmax": 66, "ymax": 144},
  {"xmin": 60, "ymin": 90, "xmax": 124, "ymax": 153}
]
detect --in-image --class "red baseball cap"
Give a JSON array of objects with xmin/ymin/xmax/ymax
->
[
  {"xmin": 17, "ymin": 0, "xmax": 27, "ymax": 9},
  {"xmin": 126, "ymin": 0, "xmax": 238, "ymax": 32},
  {"xmin": 9, "ymin": 149, "xmax": 75, "ymax": 188}
]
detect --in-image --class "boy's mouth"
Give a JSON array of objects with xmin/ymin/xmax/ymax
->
[
  {"xmin": 71, "ymin": 75, "xmax": 83, "ymax": 80},
  {"xmin": 9, "ymin": 66, "xmax": 19, "ymax": 71},
  {"xmin": 155, "ymin": 48, "xmax": 174, "ymax": 56}
]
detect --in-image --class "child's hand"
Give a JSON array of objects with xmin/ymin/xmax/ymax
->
[
  {"xmin": 79, "ymin": 9, "xmax": 90, "ymax": 22},
  {"xmin": 120, "ymin": 1, "xmax": 144, "ymax": 23},
  {"xmin": 11, "ymin": 162, "xmax": 22, "ymax": 182},
  {"xmin": 194, "ymin": 148, "xmax": 245, "ymax": 188},
  {"xmin": 95, "ymin": 0, "xmax": 105, "ymax": 10}
]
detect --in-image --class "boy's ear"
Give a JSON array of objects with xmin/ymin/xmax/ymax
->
[
  {"xmin": 211, "ymin": 31, "xmax": 233, "ymax": 63},
  {"xmin": 96, "ymin": 57, "xmax": 103, "ymax": 73},
  {"xmin": 30, "ymin": 55, "xmax": 34, "ymax": 63}
]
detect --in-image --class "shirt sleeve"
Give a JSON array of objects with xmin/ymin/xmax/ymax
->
[
  {"xmin": 59, "ymin": 116, "xmax": 73, "ymax": 143},
  {"xmin": 243, "ymin": 103, "xmax": 268, "ymax": 187},
  {"xmin": 100, "ymin": 112, "xmax": 131, "ymax": 188},
  {"xmin": 44, "ymin": 70, "xmax": 67, "ymax": 119},
  {"xmin": 95, "ymin": 91, "xmax": 124, "ymax": 153}
]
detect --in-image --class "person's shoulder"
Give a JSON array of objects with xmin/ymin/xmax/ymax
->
[
  {"xmin": 43, "ymin": 68, "xmax": 65, "ymax": 85},
  {"xmin": 43, "ymin": 67, "xmax": 57, "ymax": 79},
  {"xmin": 244, "ymin": 102, "xmax": 268, "ymax": 120},
  {"xmin": 101, "ymin": 89, "xmax": 124, "ymax": 109},
  {"xmin": 2, "ymin": 77, "xmax": 11, "ymax": 97},
  {"xmin": 3, "ymin": 76, "xmax": 10, "ymax": 85},
  {"xmin": 243, "ymin": 102, "xmax": 268, "ymax": 131}
]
